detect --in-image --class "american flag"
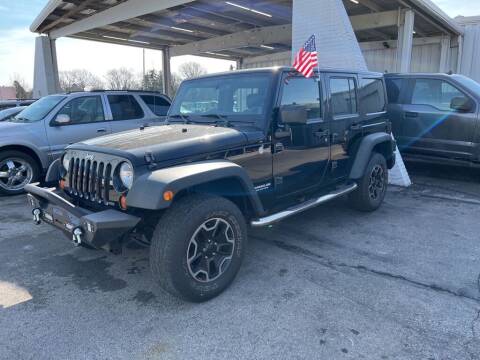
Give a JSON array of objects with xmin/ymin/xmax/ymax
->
[{"xmin": 293, "ymin": 35, "xmax": 318, "ymax": 79}]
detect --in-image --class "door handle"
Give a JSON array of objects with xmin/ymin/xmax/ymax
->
[
  {"xmin": 405, "ymin": 112, "xmax": 419, "ymax": 118},
  {"xmin": 97, "ymin": 128, "xmax": 107, "ymax": 133},
  {"xmin": 274, "ymin": 143, "xmax": 285, "ymax": 153},
  {"xmin": 351, "ymin": 123, "xmax": 362, "ymax": 130},
  {"xmin": 314, "ymin": 129, "xmax": 330, "ymax": 137}
]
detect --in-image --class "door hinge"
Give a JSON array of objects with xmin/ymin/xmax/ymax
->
[
  {"xmin": 274, "ymin": 176, "xmax": 283, "ymax": 186},
  {"xmin": 331, "ymin": 161, "xmax": 338, "ymax": 171}
]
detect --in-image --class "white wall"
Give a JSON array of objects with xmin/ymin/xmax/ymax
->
[
  {"xmin": 243, "ymin": 37, "xmax": 459, "ymax": 75},
  {"xmin": 458, "ymin": 19, "xmax": 480, "ymax": 82}
]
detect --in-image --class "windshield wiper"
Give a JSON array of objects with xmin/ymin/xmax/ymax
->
[
  {"xmin": 167, "ymin": 114, "xmax": 191, "ymax": 124},
  {"xmin": 200, "ymin": 114, "xmax": 232, "ymax": 127}
]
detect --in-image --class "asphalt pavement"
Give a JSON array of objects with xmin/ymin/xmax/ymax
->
[{"xmin": 0, "ymin": 163, "xmax": 479, "ymax": 360}]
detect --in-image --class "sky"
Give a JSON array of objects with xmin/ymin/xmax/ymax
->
[{"xmin": 0, "ymin": 0, "xmax": 479, "ymax": 88}]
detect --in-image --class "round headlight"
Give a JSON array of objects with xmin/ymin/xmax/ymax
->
[{"xmin": 119, "ymin": 162, "xmax": 134, "ymax": 190}]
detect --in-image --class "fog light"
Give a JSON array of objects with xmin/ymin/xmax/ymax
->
[
  {"xmin": 119, "ymin": 194, "xmax": 128, "ymax": 210},
  {"xmin": 163, "ymin": 191, "xmax": 174, "ymax": 202}
]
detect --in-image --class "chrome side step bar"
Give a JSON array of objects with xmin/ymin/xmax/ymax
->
[{"xmin": 251, "ymin": 183, "xmax": 358, "ymax": 227}]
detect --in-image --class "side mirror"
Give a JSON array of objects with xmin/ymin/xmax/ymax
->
[
  {"xmin": 279, "ymin": 105, "xmax": 308, "ymax": 125},
  {"xmin": 450, "ymin": 97, "xmax": 474, "ymax": 113},
  {"xmin": 54, "ymin": 114, "xmax": 71, "ymax": 125}
]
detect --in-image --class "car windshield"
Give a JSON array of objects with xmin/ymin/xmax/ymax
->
[
  {"xmin": 0, "ymin": 107, "xmax": 22, "ymax": 120},
  {"xmin": 168, "ymin": 73, "xmax": 273, "ymax": 123},
  {"xmin": 452, "ymin": 75, "xmax": 480, "ymax": 95},
  {"xmin": 11, "ymin": 95, "xmax": 66, "ymax": 123}
]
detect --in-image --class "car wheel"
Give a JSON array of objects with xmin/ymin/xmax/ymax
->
[
  {"xmin": 150, "ymin": 193, "xmax": 247, "ymax": 302},
  {"xmin": 349, "ymin": 152, "xmax": 388, "ymax": 212},
  {"xmin": 0, "ymin": 151, "xmax": 40, "ymax": 196}
]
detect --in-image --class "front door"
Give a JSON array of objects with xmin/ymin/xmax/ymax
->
[
  {"xmin": 46, "ymin": 95, "xmax": 111, "ymax": 160},
  {"xmin": 273, "ymin": 74, "xmax": 330, "ymax": 198},
  {"xmin": 400, "ymin": 78, "xmax": 478, "ymax": 159}
]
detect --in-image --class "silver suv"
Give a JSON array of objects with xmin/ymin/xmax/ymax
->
[{"xmin": 0, "ymin": 90, "xmax": 171, "ymax": 195}]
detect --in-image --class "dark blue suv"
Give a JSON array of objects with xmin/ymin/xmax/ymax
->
[{"xmin": 385, "ymin": 73, "xmax": 480, "ymax": 167}]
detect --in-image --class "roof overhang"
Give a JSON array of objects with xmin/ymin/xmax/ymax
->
[{"xmin": 30, "ymin": 0, "xmax": 464, "ymax": 60}]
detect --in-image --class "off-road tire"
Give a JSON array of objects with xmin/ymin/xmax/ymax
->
[
  {"xmin": 349, "ymin": 152, "xmax": 388, "ymax": 212},
  {"xmin": 150, "ymin": 193, "xmax": 247, "ymax": 302},
  {"xmin": 0, "ymin": 151, "xmax": 40, "ymax": 196}
]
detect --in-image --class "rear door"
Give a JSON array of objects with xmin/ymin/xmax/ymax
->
[
  {"xmin": 106, "ymin": 94, "xmax": 149, "ymax": 133},
  {"xmin": 46, "ymin": 95, "xmax": 111, "ymax": 160},
  {"xmin": 385, "ymin": 77, "xmax": 409, "ymax": 139},
  {"xmin": 325, "ymin": 73, "xmax": 360, "ymax": 180},
  {"xmin": 400, "ymin": 78, "xmax": 478, "ymax": 159}
]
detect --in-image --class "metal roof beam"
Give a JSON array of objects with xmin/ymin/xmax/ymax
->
[
  {"xmin": 170, "ymin": 24, "xmax": 292, "ymax": 56},
  {"xmin": 49, "ymin": 0, "xmax": 196, "ymax": 39},
  {"xmin": 350, "ymin": 10, "xmax": 400, "ymax": 32},
  {"xmin": 39, "ymin": 0, "xmax": 98, "ymax": 32},
  {"xmin": 171, "ymin": 10, "xmax": 402, "ymax": 57}
]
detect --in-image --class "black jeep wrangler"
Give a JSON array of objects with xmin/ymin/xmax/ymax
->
[{"xmin": 26, "ymin": 67, "xmax": 396, "ymax": 302}]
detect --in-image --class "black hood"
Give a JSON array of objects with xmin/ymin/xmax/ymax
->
[{"xmin": 72, "ymin": 124, "xmax": 260, "ymax": 166}]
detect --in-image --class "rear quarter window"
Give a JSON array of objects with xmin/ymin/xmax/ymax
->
[
  {"xmin": 360, "ymin": 78, "xmax": 386, "ymax": 114},
  {"xmin": 140, "ymin": 95, "xmax": 170, "ymax": 116},
  {"xmin": 385, "ymin": 78, "xmax": 405, "ymax": 104}
]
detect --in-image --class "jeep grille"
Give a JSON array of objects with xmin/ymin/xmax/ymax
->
[{"xmin": 64, "ymin": 155, "xmax": 118, "ymax": 205}]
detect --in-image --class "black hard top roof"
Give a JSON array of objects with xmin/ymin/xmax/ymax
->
[{"xmin": 190, "ymin": 66, "xmax": 384, "ymax": 80}]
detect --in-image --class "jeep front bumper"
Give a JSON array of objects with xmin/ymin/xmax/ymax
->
[{"xmin": 25, "ymin": 183, "xmax": 140, "ymax": 249}]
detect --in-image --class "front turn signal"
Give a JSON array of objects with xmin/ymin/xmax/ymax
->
[
  {"xmin": 59, "ymin": 179, "xmax": 66, "ymax": 190},
  {"xmin": 119, "ymin": 194, "xmax": 128, "ymax": 210},
  {"xmin": 163, "ymin": 191, "xmax": 174, "ymax": 202}
]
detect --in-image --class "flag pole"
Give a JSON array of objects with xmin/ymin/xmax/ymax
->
[{"xmin": 315, "ymin": 35, "xmax": 321, "ymax": 82}]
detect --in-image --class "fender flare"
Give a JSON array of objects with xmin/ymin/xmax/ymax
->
[
  {"xmin": 126, "ymin": 160, "xmax": 265, "ymax": 215},
  {"xmin": 0, "ymin": 141, "xmax": 49, "ymax": 171},
  {"xmin": 45, "ymin": 159, "xmax": 61, "ymax": 183},
  {"xmin": 349, "ymin": 132, "xmax": 394, "ymax": 179}
]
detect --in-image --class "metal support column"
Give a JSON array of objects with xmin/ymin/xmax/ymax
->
[
  {"xmin": 396, "ymin": 9, "xmax": 415, "ymax": 73},
  {"xmin": 439, "ymin": 35, "xmax": 452, "ymax": 73},
  {"xmin": 32, "ymin": 36, "xmax": 61, "ymax": 98},
  {"xmin": 162, "ymin": 47, "xmax": 172, "ymax": 96}
]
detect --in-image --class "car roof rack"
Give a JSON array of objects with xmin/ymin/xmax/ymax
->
[{"xmin": 66, "ymin": 89, "xmax": 166, "ymax": 95}]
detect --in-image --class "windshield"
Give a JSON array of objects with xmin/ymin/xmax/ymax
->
[
  {"xmin": 0, "ymin": 107, "xmax": 23, "ymax": 120},
  {"xmin": 168, "ymin": 73, "xmax": 273, "ymax": 123},
  {"xmin": 452, "ymin": 75, "xmax": 480, "ymax": 95},
  {"xmin": 12, "ymin": 95, "xmax": 66, "ymax": 122}
]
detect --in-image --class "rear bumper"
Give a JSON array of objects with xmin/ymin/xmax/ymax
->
[{"xmin": 25, "ymin": 183, "xmax": 140, "ymax": 249}]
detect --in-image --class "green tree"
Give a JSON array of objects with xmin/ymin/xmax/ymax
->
[
  {"xmin": 13, "ymin": 80, "xmax": 28, "ymax": 99},
  {"xmin": 141, "ymin": 70, "xmax": 163, "ymax": 91}
]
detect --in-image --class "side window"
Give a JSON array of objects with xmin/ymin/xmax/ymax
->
[
  {"xmin": 330, "ymin": 77, "xmax": 357, "ymax": 116},
  {"xmin": 386, "ymin": 78, "xmax": 404, "ymax": 104},
  {"xmin": 107, "ymin": 95, "xmax": 144, "ymax": 121},
  {"xmin": 411, "ymin": 79, "xmax": 471, "ymax": 112},
  {"xmin": 360, "ymin": 78, "xmax": 386, "ymax": 114},
  {"xmin": 140, "ymin": 95, "xmax": 170, "ymax": 116},
  {"xmin": 280, "ymin": 77, "xmax": 321, "ymax": 119},
  {"xmin": 57, "ymin": 96, "xmax": 105, "ymax": 124}
]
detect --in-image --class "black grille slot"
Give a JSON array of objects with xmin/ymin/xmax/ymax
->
[
  {"xmin": 72, "ymin": 158, "xmax": 79, "ymax": 194},
  {"xmin": 97, "ymin": 162, "xmax": 105, "ymax": 202},
  {"xmin": 88, "ymin": 161, "xmax": 97, "ymax": 199},
  {"xmin": 104, "ymin": 163, "xmax": 112, "ymax": 203},
  {"xmin": 66, "ymin": 155, "xmax": 116, "ymax": 205}
]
